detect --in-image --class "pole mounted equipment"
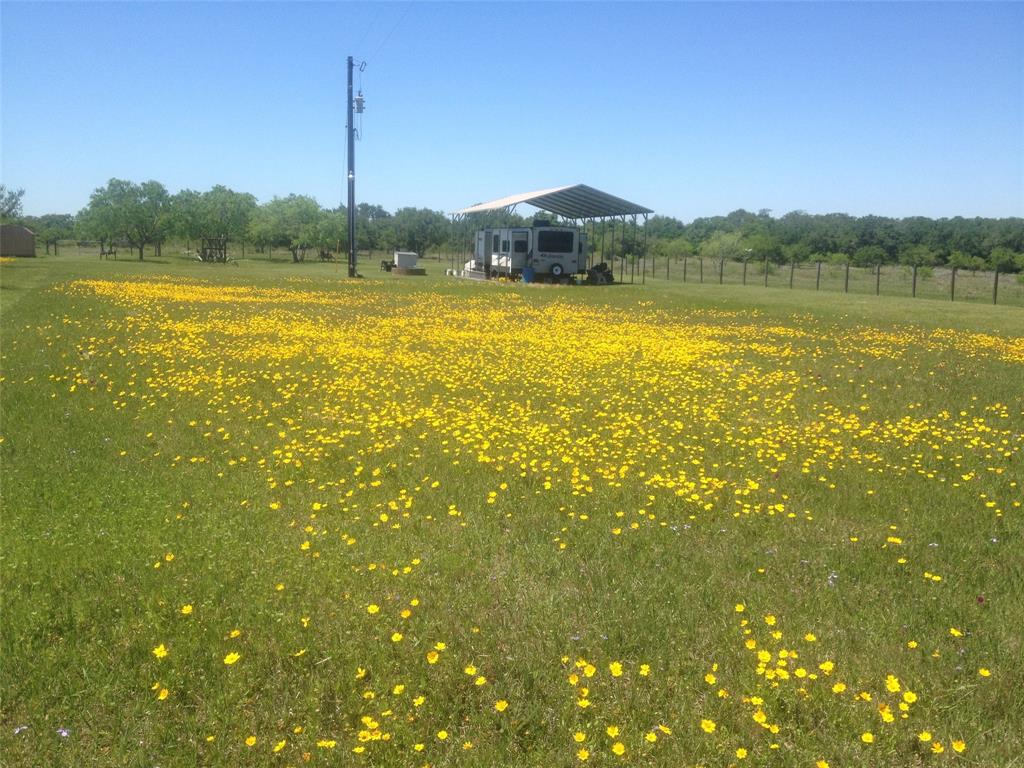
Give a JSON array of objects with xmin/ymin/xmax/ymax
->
[{"xmin": 346, "ymin": 56, "xmax": 365, "ymax": 278}]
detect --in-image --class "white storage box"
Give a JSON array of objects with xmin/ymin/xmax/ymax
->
[{"xmin": 393, "ymin": 251, "xmax": 419, "ymax": 268}]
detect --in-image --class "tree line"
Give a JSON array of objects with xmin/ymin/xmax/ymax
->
[
  {"xmin": 643, "ymin": 209, "xmax": 1024, "ymax": 274},
  {"xmin": 2, "ymin": 181, "xmax": 452, "ymax": 262},
  {"xmin": 3, "ymin": 181, "xmax": 1022, "ymax": 272}
]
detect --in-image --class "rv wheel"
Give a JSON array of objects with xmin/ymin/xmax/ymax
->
[{"xmin": 550, "ymin": 263, "xmax": 564, "ymax": 277}]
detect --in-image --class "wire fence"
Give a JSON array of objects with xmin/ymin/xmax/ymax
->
[
  {"xmin": 637, "ymin": 256, "xmax": 1024, "ymax": 307},
  {"xmin": 432, "ymin": 247, "xmax": 1023, "ymax": 307}
]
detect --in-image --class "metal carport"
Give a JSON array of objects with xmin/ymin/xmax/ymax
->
[{"xmin": 451, "ymin": 184, "xmax": 654, "ymax": 283}]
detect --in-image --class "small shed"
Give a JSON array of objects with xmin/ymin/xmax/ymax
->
[
  {"xmin": 393, "ymin": 251, "xmax": 419, "ymax": 268},
  {"xmin": 392, "ymin": 251, "xmax": 426, "ymax": 276},
  {"xmin": 0, "ymin": 224, "xmax": 36, "ymax": 257}
]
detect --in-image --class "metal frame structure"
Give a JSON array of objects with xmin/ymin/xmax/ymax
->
[
  {"xmin": 450, "ymin": 184, "xmax": 653, "ymax": 283},
  {"xmin": 198, "ymin": 235, "xmax": 228, "ymax": 263}
]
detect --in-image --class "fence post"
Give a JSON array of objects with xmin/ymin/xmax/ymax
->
[
  {"xmin": 816, "ymin": 261, "xmax": 822, "ymax": 290},
  {"xmin": 789, "ymin": 260, "xmax": 795, "ymax": 288},
  {"xmin": 993, "ymin": 267, "xmax": 999, "ymax": 305},
  {"xmin": 844, "ymin": 262, "xmax": 850, "ymax": 293},
  {"xmin": 699, "ymin": 257, "xmax": 704, "ymax": 283},
  {"xmin": 912, "ymin": 264, "xmax": 918, "ymax": 298},
  {"xmin": 950, "ymin": 266, "xmax": 956, "ymax": 301},
  {"xmin": 764, "ymin": 255, "xmax": 769, "ymax": 287},
  {"xmin": 876, "ymin": 263, "xmax": 881, "ymax": 295},
  {"xmin": 719, "ymin": 259, "xmax": 724, "ymax": 284},
  {"xmin": 742, "ymin": 259, "xmax": 747, "ymax": 285}
]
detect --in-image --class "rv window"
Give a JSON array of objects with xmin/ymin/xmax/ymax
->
[
  {"xmin": 537, "ymin": 230, "xmax": 574, "ymax": 253},
  {"xmin": 501, "ymin": 240, "xmax": 509, "ymax": 253},
  {"xmin": 492, "ymin": 235, "xmax": 500, "ymax": 252},
  {"xmin": 513, "ymin": 240, "xmax": 528, "ymax": 253}
]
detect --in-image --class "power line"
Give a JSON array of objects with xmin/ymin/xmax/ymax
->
[
  {"xmin": 370, "ymin": 2, "xmax": 413, "ymax": 59},
  {"xmin": 353, "ymin": 4, "xmax": 384, "ymax": 55}
]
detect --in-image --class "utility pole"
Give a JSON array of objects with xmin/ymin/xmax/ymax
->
[{"xmin": 346, "ymin": 55, "xmax": 357, "ymax": 277}]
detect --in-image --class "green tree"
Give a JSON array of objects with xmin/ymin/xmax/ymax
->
[
  {"xmin": 0, "ymin": 185, "xmax": 25, "ymax": 221},
  {"xmin": 139, "ymin": 181, "xmax": 173, "ymax": 259},
  {"xmin": 699, "ymin": 231, "xmax": 743, "ymax": 262},
  {"xmin": 948, "ymin": 250, "xmax": 986, "ymax": 273},
  {"xmin": 666, "ymin": 237, "xmax": 694, "ymax": 260},
  {"xmin": 356, "ymin": 203, "xmax": 391, "ymax": 252},
  {"xmin": 76, "ymin": 189, "xmax": 121, "ymax": 250},
  {"xmin": 390, "ymin": 208, "xmax": 449, "ymax": 257},
  {"xmin": 248, "ymin": 205, "xmax": 273, "ymax": 251},
  {"xmin": 314, "ymin": 209, "xmax": 347, "ymax": 255},
  {"xmin": 251, "ymin": 195, "xmax": 322, "ymax": 262},
  {"xmin": 853, "ymin": 215, "xmax": 899, "ymax": 258},
  {"xmin": 23, "ymin": 213, "xmax": 75, "ymax": 254},
  {"xmin": 899, "ymin": 244, "xmax": 939, "ymax": 268},
  {"xmin": 852, "ymin": 245, "xmax": 887, "ymax": 267},
  {"xmin": 782, "ymin": 242, "xmax": 812, "ymax": 264},
  {"xmin": 82, "ymin": 179, "xmax": 170, "ymax": 260},
  {"xmin": 649, "ymin": 236, "xmax": 693, "ymax": 262},
  {"xmin": 644, "ymin": 215, "xmax": 686, "ymax": 240},
  {"xmin": 988, "ymin": 246, "xmax": 1020, "ymax": 272},
  {"xmin": 742, "ymin": 232, "xmax": 783, "ymax": 264},
  {"xmin": 201, "ymin": 186, "xmax": 257, "ymax": 251},
  {"xmin": 170, "ymin": 189, "xmax": 206, "ymax": 250}
]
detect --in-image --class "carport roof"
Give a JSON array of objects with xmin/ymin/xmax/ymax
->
[{"xmin": 453, "ymin": 184, "xmax": 652, "ymax": 220}]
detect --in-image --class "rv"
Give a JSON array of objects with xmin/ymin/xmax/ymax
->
[{"xmin": 471, "ymin": 222, "xmax": 587, "ymax": 280}]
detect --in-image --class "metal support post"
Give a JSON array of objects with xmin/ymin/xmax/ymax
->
[{"xmin": 346, "ymin": 55, "xmax": 357, "ymax": 277}]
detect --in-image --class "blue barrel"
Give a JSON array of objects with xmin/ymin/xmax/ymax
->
[{"xmin": 521, "ymin": 266, "xmax": 535, "ymax": 283}]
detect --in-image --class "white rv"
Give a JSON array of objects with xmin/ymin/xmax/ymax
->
[{"xmin": 471, "ymin": 223, "xmax": 587, "ymax": 280}]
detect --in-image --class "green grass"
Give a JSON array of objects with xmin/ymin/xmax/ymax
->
[{"xmin": 1, "ymin": 251, "xmax": 1021, "ymax": 767}]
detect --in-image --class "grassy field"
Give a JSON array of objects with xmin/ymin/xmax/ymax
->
[
  {"xmin": 1, "ymin": 252, "xmax": 1021, "ymax": 767},
  {"xmin": 41, "ymin": 243, "xmax": 1024, "ymax": 307}
]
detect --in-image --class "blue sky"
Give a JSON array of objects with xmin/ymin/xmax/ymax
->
[{"xmin": 2, "ymin": 2, "xmax": 1022, "ymax": 221}]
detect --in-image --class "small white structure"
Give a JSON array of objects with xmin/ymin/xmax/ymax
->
[{"xmin": 394, "ymin": 251, "xmax": 419, "ymax": 268}]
